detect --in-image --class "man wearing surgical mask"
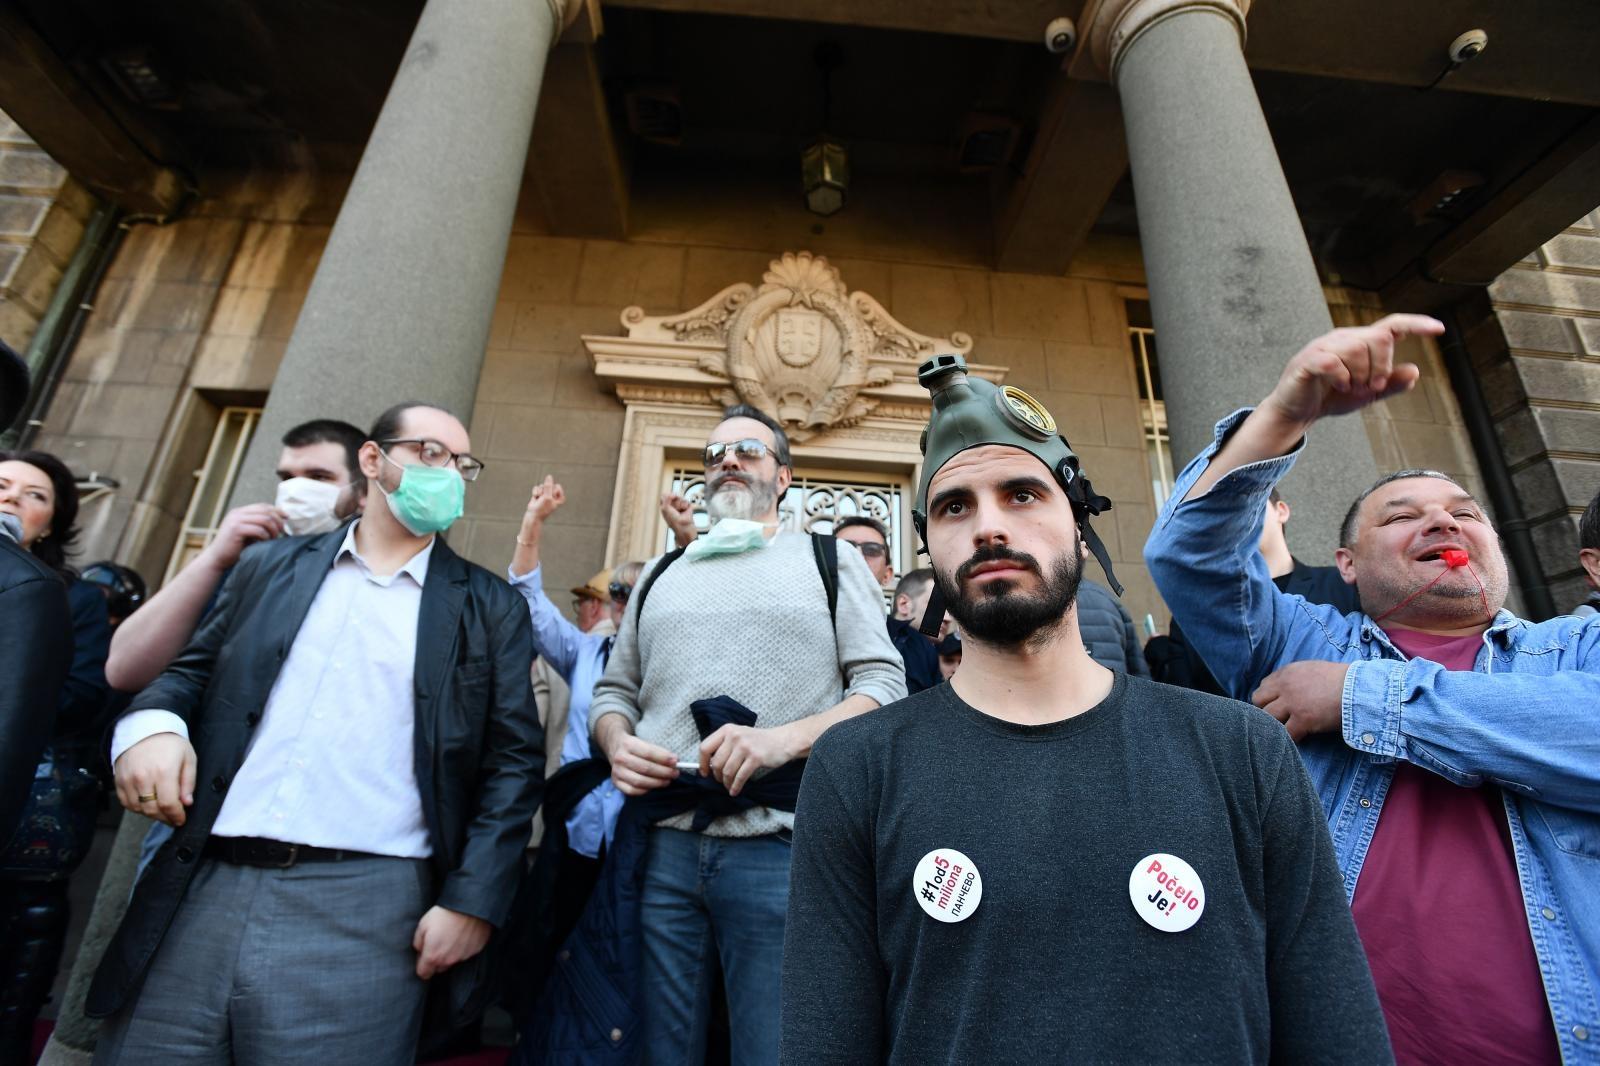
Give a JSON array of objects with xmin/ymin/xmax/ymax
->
[
  {"xmin": 106, "ymin": 418, "xmax": 367, "ymax": 693},
  {"xmin": 90, "ymin": 402, "xmax": 542, "ymax": 1064}
]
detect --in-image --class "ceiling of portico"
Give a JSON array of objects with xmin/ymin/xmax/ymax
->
[{"xmin": 4, "ymin": 0, "xmax": 1598, "ymax": 300}]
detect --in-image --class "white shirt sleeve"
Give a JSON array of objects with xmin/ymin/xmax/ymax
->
[{"xmin": 110, "ymin": 710, "xmax": 191, "ymax": 766}]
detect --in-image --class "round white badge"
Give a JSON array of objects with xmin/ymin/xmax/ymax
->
[
  {"xmin": 1128, "ymin": 853, "xmax": 1205, "ymax": 933},
  {"xmin": 913, "ymin": 848, "xmax": 983, "ymax": 923}
]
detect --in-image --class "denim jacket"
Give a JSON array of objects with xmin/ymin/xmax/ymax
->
[{"xmin": 1145, "ymin": 408, "xmax": 1600, "ymax": 1064}]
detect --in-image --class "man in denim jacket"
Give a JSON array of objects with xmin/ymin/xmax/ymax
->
[{"xmin": 1146, "ymin": 313, "xmax": 1599, "ymax": 1065}]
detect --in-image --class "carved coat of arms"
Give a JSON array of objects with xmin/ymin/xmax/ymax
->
[{"xmin": 618, "ymin": 252, "xmax": 974, "ymax": 441}]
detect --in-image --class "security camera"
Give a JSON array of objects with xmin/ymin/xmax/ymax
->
[
  {"xmin": 1448, "ymin": 29, "xmax": 1488, "ymax": 64},
  {"xmin": 1045, "ymin": 17, "xmax": 1077, "ymax": 55}
]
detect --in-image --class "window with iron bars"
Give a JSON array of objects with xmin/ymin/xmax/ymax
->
[
  {"xmin": 1127, "ymin": 300, "xmax": 1174, "ymax": 508},
  {"xmin": 164, "ymin": 406, "xmax": 262, "ymax": 584}
]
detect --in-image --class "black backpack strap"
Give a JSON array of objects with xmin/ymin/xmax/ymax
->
[
  {"xmin": 632, "ymin": 547, "xmax": 685, "ymax": 620},
  {"xmin": 811, "ymin": 532, "xmax": 838, "ymax": 626},
  {"xmin": 638, "ymin": 540, "xmax": 835, "ymax": 626}
]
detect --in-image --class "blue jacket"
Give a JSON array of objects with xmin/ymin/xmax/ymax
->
[
  {"xmin": 1146, "ymin": 408, "xmax": 1600, "ymax": 1064},
  {"xmin": 886, "ymin": 615, "xmax": 941, "ymax": 693},
  {"xmin": 1075, "ymin": 577, "xmax": 1151, "ymax": 676},
  {"xmin": 512, "ymin": 695, "xmax": 802, "ymax": 1065}
]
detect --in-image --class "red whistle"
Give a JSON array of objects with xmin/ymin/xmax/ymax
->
[{"xmin": 1441, "ymin": 549, "xmax": 1470, "ymax": 568}]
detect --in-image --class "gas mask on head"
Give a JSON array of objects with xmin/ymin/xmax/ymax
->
[{"xmin": 911, "ymin": 354, "xmax": 1121, "ymax": 636}]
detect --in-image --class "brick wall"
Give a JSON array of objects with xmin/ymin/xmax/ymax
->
[
  {"xmin": 1481, "ymin": 211, "xmax": 1600, "ymax": 612},
  {"xmin": 0, "ymin": 108, "xmax": 93, "ymax": 357}
]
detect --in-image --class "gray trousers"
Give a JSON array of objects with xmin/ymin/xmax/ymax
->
[{"xmin": 93, "ymin": 855, "xmax": 432, "ymax": 1065}]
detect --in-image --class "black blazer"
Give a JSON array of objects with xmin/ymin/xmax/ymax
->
[
  {"xmin": 0, "ymin": 538, "xmax": 71, "ymax": 844},
  {"xmin": 86, "ymin": 525, "xmax": 543, "ymax": 1026}
]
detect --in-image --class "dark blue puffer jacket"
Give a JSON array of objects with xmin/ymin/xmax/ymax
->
[{"xmin": 1076, "ymin": 577, "xmax": 1150, "ymax": 676}]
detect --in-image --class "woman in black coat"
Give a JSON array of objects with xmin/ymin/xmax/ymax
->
[{"xmin": 0, "ymin": 449, "xmax": 113, "ymax": 1061}]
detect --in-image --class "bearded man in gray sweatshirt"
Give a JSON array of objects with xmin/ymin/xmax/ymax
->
[{"xmin": 587, "ymin": 403, "xmax": 906, "ymax": 1066}]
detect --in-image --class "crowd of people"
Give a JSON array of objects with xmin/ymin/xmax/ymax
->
[{"xmin": 0, "ymin": 315, "xmax": 1597, "ymax": 1065}]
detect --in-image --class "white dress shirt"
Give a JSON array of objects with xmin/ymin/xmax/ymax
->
[{"xmin": 112, "ymin": 524, "xmax": 435, "ymax": 858}]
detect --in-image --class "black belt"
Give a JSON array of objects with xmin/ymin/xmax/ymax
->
[{"xmin": 202, "ymin": 836, "xmax": 388, "ymax": 868}]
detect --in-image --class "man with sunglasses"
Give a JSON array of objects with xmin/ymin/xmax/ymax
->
[
  {"xmin": 834, "ymin": 515, "xmax": 894, "ymax": 588},
  {"xmin": 90, "ymin": 402, "xmax": 542, "ymax": 1064},
  {"xmin": 583, "ymin": 404, "xmax": 906, "ymax": 1065},
  {"xmin": 836, "ymin": 516, "xmax": 941, "ymax": 694}
]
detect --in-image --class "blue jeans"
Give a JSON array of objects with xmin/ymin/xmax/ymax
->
[{"xmin": 640, "ymin": 827, "xmax": 790, "ymax": 1066}]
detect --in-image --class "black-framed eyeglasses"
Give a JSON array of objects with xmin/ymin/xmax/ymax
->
[
  {"xmin": 380, "ymin": 438, "xmax": 485, "ymax": 481},
  {"xmin": 608, "ymin": 580, "xmax": 633, "ymax": 604},
  {"xmin": 702, "ymin": 438, "xmax": 778, "ymax": 469},
  {"xmin": 848, "ymin": 542, "xmax": 888, "ymax": 559}
]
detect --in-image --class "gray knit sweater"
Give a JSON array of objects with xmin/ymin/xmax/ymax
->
[{"xmin": 588, "ymin": 531, "xmax": 908, "ymax": 837}]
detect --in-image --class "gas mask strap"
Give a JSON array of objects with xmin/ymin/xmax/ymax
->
[{"xmin": 1080, "ymin": 516, "xmax": 1124, "ymax": 597}]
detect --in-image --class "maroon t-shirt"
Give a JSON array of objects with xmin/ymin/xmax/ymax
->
[{"xmin": 1351, "ymin": 629, "xmax": 1559, "ymax": 1065}]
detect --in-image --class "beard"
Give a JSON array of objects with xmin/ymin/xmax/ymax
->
[
  {"xmin": 933, "ymin": 542, "xmax": 1083, "ymax": 650},
  {"xmin": 706, "ymin": 470, "xmax": 780, "ymax": 522},
  {"xmin": 1365, "ymin": 558, "xmax": 1506, "ymax": 625}
]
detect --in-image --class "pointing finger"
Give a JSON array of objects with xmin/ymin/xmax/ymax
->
[{"xmin": 1372, "ymin": 313, "xmax": 1445, "ymax": 339}]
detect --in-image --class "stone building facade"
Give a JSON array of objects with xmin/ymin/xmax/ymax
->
[
  {"xmin": 1483, "ymin": 213, "xmax": 1600, "ymax": 611},
  {"xmin": 4, "ymin": 1, "xmax": 1599, "ymax": 632},
  {"xmin": 23, "ymin": 181, "xmax": 1536, "ymax": 632},
  {"xmin": 0, "ymin": 109, "xmax": 94, "ymax": 364},
  {"xmin": 5, "ymin": 7, "xmax": 1599, "ymax": 1058}
]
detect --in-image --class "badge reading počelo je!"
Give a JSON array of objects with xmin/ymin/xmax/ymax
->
[
  {"xmin": 913, "ymin": 848, "xmax": 983, "ymax": 923},
  {"xmin": 1129, "ymin": 853, "xmax": 1204, "ymax": 932}
]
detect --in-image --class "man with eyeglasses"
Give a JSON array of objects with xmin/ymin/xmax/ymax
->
[
  {"xmin": 837, "ymin": 517, "xmax": 941, "ymax": 694},
  {"xmin": 563, "ymin": 403, "xmax": 905, "ymax": 1065},
  {"xmin": 90, "ymin": 401, "xmax": 542, "ymax": 1064},
  {"xmin": 834, "ymin": 514, "xmax": 894, "ymax": 587}
]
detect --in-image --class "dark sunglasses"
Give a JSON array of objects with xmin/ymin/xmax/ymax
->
[
  {"xmin": 608, "ymin": 580, "xmax": 633, "ymax": 604},
  {"xmin": 703, "ymin": 438, "xmax": 777, "ymax": 468}
]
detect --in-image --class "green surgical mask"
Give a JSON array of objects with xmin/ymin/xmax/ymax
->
[
  {"xmin": 682, "ymin": 518, "xmax": 773, "ymax": 560},
  {"xmin": 379, "ymin": 451, "xmax": 464, "ymax": 535}
]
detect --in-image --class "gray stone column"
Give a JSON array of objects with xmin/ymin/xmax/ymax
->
[
  {"xmin": 231, "ymin": 0, "xmax": 580, "ymax": 506},
  {"xmin": 1089, "ymin": 0, "xmax": 1378, "ymax": 561}
]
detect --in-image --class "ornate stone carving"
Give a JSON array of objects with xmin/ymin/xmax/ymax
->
[
  {"xmin": 597, "ymin": 251, "xmax": 983, "ymax": 442},
  {"xmin": 586, "ymin": 251, "xmax": 1009, "ymax": 568}
]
